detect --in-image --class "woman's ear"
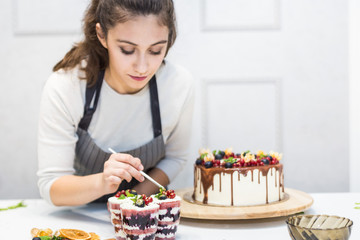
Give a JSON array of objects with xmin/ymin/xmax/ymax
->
[{"xmin": 96, "ymin": 23, "xmax": 107, "ymax": 49}]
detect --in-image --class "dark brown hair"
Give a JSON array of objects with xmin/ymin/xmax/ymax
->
[{"xmin": 53, "ymin": 0, "xmax": 177, "ymax": 86}]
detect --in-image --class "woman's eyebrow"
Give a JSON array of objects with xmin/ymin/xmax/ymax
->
[{"xmin": 116, "ymin": 40, "xmax": 168, "ymax": 46}]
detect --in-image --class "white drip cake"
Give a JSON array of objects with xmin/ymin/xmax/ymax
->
[{"xmin": 193, "ymin": 148, "xmax": 284, "ymax": 207}]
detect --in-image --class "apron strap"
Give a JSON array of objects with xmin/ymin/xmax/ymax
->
[
  {"xmin": 149, "ymin": 77, "xmax": 162, "ymax": 138},
  {"xmin": 78, "ymin": 70, "xmax": 105, "ymax": 131},
  {"xmin": 78, "ymin": 71, "xmax": 162, "ymax": 137}
]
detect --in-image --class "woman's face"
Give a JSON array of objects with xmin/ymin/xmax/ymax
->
[{"xmin": 97, "ymin": 15, "xmax": 169, "ymax": 94}]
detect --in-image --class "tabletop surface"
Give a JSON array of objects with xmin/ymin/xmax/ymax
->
[{"xmin": 0, "ymin": 192, "xmax": 359, "ymax": 240}]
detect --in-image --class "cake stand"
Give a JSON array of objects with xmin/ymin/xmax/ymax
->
[{"xmin": 175, "ymin": 188, "xmax": 313, "ymax": 220}]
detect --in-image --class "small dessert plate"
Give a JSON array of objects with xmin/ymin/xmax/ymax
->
[{"xmin": 286, "ymin": 214, "xmax": 353, "ymax": 240}]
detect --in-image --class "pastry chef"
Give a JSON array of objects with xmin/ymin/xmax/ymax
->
[{"xmin": 37, "ymin": 0, "xmax": 194, "ymax": 206}]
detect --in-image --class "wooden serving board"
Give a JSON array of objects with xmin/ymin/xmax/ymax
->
[{"xmin": 175, "ymin": 188, "xmax": 313, "ymax": 220}]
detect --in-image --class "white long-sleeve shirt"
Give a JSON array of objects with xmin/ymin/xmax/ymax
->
[{"xmin": 37, "ymin": 61, "xmax": 195, "ymax": 205}]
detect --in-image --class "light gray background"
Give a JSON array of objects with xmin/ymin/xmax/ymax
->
[{"xmin": 0, "ymin": 0, "xmax": 359, "ymax": 199}]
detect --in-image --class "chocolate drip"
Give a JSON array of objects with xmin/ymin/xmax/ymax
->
[
  {"xmin": 123, "ymin": 214, "xmax": 158, "ymax": 230},
  {"xmin": 194, "ymin": 164, "xmax": 284, "ymax": 205},
  {"xmin": 219, "ymin": 172, "xmax": 222, "ymax": 192}
]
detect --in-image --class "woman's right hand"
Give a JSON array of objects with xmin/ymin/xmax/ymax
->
[{"xmin": 102, "ymin": 153, "xmax": 145, "ymax": 194}]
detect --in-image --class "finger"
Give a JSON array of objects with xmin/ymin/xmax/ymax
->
[
  {"xmin": 111, "ymin": 154, "xmax": 144, "ymax": 171},
  {"xmin": 112, "ymin": 167, "xmax": 133, "ymax": 183},
  {"xmin": 113, "ymin": 162, "xmax": 145, "ymax": 183},
  {"xmin": 107, "ymin": 175, "xmax": 122, "ymax": 184}
]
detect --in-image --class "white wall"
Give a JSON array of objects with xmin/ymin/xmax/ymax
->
[
  {"xmin": 0, "ymin": 0, "xmax": 355, "ymax": 199},
  {"xmin": 349, "ymin": 0, "xmax": 360, "ymax": 192}
]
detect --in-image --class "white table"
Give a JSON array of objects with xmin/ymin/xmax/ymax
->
[{"xmin": 0, "ymin": 192, "xmax": 359, "ymax": 240}]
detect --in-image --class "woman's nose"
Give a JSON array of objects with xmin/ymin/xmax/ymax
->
[{"xmin": 134, "ymin": 54, "xmax": 148, "ymax": 76}]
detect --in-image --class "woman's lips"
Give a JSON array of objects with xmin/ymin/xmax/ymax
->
[{"xmin": 129, "ymin": 75, "xmax": 147, "ymax": 81}]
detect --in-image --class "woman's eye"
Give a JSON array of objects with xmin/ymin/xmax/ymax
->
[
  {"xmin": 120, "ymin": 47, "xmax": 135, "ymax": 55},
  {"xmin": 149, "ymin": 49, "xmax": 162, "ymax": 55}
]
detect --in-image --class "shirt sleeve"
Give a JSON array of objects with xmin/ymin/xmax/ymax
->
[
  {"xmin": 155, "ymin": 72, "xmax": 195, "ymax": 182},
  {"xmin": 37, "ymin": 70, "xmax": 83, "ymax": 205}
]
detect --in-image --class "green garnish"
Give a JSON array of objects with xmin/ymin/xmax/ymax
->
[
  {"xmin": 224, "ymin": 157, "xmax": 236, "ymax": 164},
  {"xmin": 118, "ymin": 194, "xmax": 126, "ymax": 199},
  {"xmin": 131, "ymin": 194, "xmax": 144, "ymax": 205},
  {"xmin": 39, "ymin": 236, "xmax": 65, "ymax": 240},
  {"xmin": 200, "ymin": 153, "xmax": 208, "ymax": 160},
  {"xmin": 125, "ymin": 189, "xmax": 135, "ymax": 197},
  {"xmin": 355, "ymin": 202, "xmax": 360, "ymax": 209},
  {"xmin": 154, "ymin": 188, "xmax": 167, "ymax": 199},
  {"xmin": 0, "ymin": 201, "xmax": 26, "ymax": 211}
]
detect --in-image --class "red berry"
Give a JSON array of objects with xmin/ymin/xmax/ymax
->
[
  {"xmin": 259, "ymin": 162, "xmax": 264, "ymax": 166},
  {"xmin": 115, "ymin": 191, "xmax": 121, "ymax": 197},
  {"xmin": 233, "ymin": 162, "xmax": 240, "ymax": 167},
  {"xmin": 144, "ymin": 197, "xmax": 153, "ymax": 205},
  {"xmin": 168, "ymin": 193, "xmax": 176, "ymax": 199}
]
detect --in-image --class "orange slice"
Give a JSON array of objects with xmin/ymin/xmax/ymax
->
[
  {"xmin": 59, "ymin": 229, "xmax": 91, "ymax": 240},
  {"xmin": 89, "ymin": 232, "xmax": 100, "ymax": 240}
]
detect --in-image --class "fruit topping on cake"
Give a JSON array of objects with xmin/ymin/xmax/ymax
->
[
  {"xmin": 154, "ymin": 188, "xmax": 177, "ymax": 200},
  {"xmin": 196, "ymin": 148, "xmax": 282, "ymax": 168},
  {"xmin": 114, "ymin": 189, "xmax": 138, "ymax": 199},
  {"xmin": 130, "ymin": 194, "xmax": 153, "ymax": 208}
]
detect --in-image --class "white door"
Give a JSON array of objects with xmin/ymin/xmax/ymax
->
[
  {"xmin": 168, "ymin": 0, "xmax": 349, "ymax": 193},
  {"xmin": 0, "ymin": 0, "xmax": 349, "ymax": 198}
]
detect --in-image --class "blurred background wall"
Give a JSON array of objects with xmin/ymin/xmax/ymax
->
[{"xmin": 0, "ymin": 0, "xmax": 359, "ymax": 199}]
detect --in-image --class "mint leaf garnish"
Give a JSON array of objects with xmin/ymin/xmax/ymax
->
[
  {"xmin": 200, "ymin": 153, "xmax": 208, "ymax": 160},
  {"xmin": 118, "ymin": 194, "xmax": 126, "ymax": 199},
  {"xmin": 224, "ymin": 157, "xmax": 236, "ymax": 163}
]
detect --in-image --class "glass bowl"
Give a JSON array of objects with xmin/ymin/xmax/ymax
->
[{"xmin": 286, "ymin": 215, "xmax": 353, "ymax": 240}]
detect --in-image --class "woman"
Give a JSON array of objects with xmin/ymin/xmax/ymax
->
[{"xmin": 37, "ymin": 0, "xmax": 194, "ymax": 206}]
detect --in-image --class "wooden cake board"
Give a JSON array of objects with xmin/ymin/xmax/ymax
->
[{"xmin": 175, "ymin": 188, "xmax": 313, "ymax": 220}]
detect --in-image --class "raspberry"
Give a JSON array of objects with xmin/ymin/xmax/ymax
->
[
  {"xmin": 233, "ymin": 162, "xmax": 240, "ymax": 167},
  {"xmin": 144, "ymin": 197, "xmax": 153, "ymax": 205}
]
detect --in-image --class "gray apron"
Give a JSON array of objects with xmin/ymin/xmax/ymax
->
[{"xmin": 74, "ymin": 70, "xmax": 165, "ymax": 203}]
